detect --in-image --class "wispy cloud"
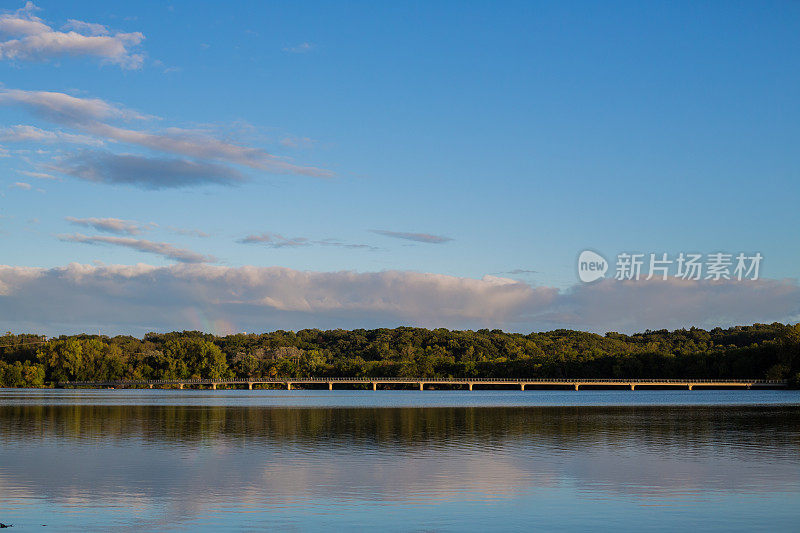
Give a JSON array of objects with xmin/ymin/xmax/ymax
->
[
  {"xmin": 0, "ymin": 124, "xmax": 103, "ymax": 146},
  {"xmin": 57, "ymin": 233, "xmax": 215, "ymax": 263},
  {"xmin": 0, "ymin": 89, "xmax": 148, "ymax": 123},
  {"xmin": 18, "ymin": 169, "xmax": 58, "ymax": 180},
  {"xmin": 279, "ymin": 135, "xmax": 316, "ymax": 149},
  {"xmin": 283, "ymin": 42, "xmax": 314, "ymax": 54},
  {"xmin": 148, "ymin": 58, "xmax": 181, "ymax": 74},
  {"xmin": 238, "ymin": 232, "xmax": 309, "ymax": 248},
  {"xmin": 87, "ymin": 124, "xmax": 328, "ymax": 175},
  {"xmin": 0, "ymin": 88, "xmax": 333, "ymax": 179},
  {"xmin": 371, "ymin": 229, "xmax": 453, "ymax": 244},
  {"xmin": 166, "ymin": 226, "xmax": 210, "ymax": 238},
  {"xmin": 239, "ymin": 232, "xmax": 378, "ymax": 250},
  {"xmin": 64, "ymin": 216, "xmax": 209, "ymax": 238},
  {"xmin": 50, "ymin": 150, "xmax": 245, "ymax": 189},
  {"xmin": 62, "ymin": 19, "xmax": 108, "ymax": 37},
  {"xmin": 9, "ymin": 181, "xmax": 31, "ymax": 189},
  {"xmin": 316, "ymin": 239, "xmax": 378, "ymax": 251},
  {"xmin": 0, "ymin": 2, "xmax": 145, "ymax": 69},
  {"xmin": 65, "ymin": 216, "xmax": 149, "ymax": 236}
]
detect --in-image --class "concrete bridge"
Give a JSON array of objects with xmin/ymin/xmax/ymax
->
[{"xmin": 59, "ymin": 378, "xmax": 788, "ymax": 391}]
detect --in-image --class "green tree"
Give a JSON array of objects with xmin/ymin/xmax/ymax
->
[{"xmin": 37, "ymin": 339, "xmax": 84, "ymax": 382}]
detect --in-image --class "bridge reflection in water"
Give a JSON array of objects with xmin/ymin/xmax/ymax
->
[{"xmin": 60, "ymin": 377, "xmax": 787, "ymax": 391}]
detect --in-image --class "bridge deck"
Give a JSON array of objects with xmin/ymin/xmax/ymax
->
[{"xmin": 59, "ymin": 378, "xmax": 788, "ymax": 390}]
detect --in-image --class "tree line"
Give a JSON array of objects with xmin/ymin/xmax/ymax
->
[{"xmin": 1, "ymin": 323, "xmax": 799, "ymax": 387}]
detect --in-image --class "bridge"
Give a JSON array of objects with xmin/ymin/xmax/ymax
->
[{"xmin": 58, "ymin": 378, "xmax": 788, "ymax": 391}]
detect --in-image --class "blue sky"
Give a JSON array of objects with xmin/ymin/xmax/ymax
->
[{"xmin": 1, "ymin": 1, "xmax": 799, "ymax": 335}]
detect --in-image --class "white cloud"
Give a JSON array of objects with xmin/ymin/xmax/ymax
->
[
  {"xmin": 0, "ymin": 263, "xmax": 797, "ymax": 336},
  {"xmin": 57, "ymin": 234, "xmax": 215, "ymax": 264},
  {"xmin": 0, "ymin": 264, "xmax": 550, "ymax": 334},
  {"xmin": 0, "ymin": 2, "xmax": 48, "ymax": 37},
  {"xmin": 9, "ymin": 181, "xmax": 31, "ymax": 189},
  {"xmin": 0, "ymin": 2, "xmax": 144, "ymax": 68}
]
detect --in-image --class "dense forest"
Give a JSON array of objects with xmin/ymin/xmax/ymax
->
[{"xmin": 1, "ymin": 323, "xmax": 799, "ymax": 387}]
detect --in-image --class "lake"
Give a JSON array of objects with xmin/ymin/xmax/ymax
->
[{"xmin": 1, "ymin": 389, "xmax": 799, "ymax": 531}]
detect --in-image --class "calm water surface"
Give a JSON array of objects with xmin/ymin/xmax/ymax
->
[{"xmin": 1, "ymin": 389, "xmax": 799, "ymax": 531}]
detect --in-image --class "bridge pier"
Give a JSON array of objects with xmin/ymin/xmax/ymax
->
[
  {"xmin": 630, "ymin": 384, "xmax": 635, "ymax": 391},
  {"xmin": 328, "ymin": 382, "xmax": 333, "ymax": 390},
  {"xmin": 178, "ymin": 383, "xmax": 183, "ymax": 390},
  {"xmin": 520, "ymin": 383, "xmax": 525, "ymax": 391},
  {"xmin": 372, "ymin": 382, "xmax": 377, "ymax": 391},
  {"xmin": 287, "ymin": 382, "xmax": 292, "ymax": 390},
  {"xmin": 211, "ymin": 383, "xmax": 216, "ymax": 390},
  {"xmin": 248, "ymin": 382, "xmax": 253, "ymax": 390},
  {"xmin": 688, "ymin": 384, "xmax": 693, "ymax": 390},
  {"xmin": 419, "ymin": 382, "xmax": 424, "ymax": 391},
  {"xmin": 149, "ymin": 384, "xmax": 153, "ymax": 389},
  {"xmin": 468, "ymin": 383, "xmax": 473, "ymax": 391},
  {"xmin": 574, "ymin": 383, "xmax": 580, "ymax": 391}
]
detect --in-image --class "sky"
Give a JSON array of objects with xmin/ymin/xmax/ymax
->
[{"xmin": 1, "ymin": 0, "xmax": 799, "ymax": 336}]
